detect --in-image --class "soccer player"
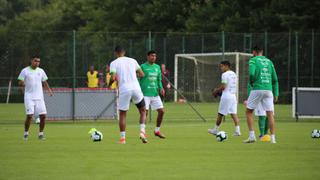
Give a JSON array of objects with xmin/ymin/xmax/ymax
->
[
  {"xmin": 18, "ymin": 55, "xmax": 53, "ymax": 140},
  {"xmin": 139, "ymin": 50, "xmax": 166, "ymax": 138},
  {"xmin": 208, "ymin": 61, "xmax": 241, "ymax": 136},
  {"xmin": 160, "ymin": 64, "xmax": 170, "ymax": 101},
  {"xmin": 244, "ymin": 46, "xmax": 279, "ymax": 144},
  {"xmin": 87, "ymin": 65, "xmax": 98, "ymax": 88},
  {"xmin": 109, "ymin": 46, "xmax": 147, "ymax": 144}
]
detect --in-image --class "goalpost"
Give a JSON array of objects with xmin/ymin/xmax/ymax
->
[{"xmin": 174, "ymin": 52, "xmax": 252, "ymax": 103}]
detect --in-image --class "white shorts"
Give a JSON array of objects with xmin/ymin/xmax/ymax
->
[
  {"xmin": 144, "ymin": 96, "xmax": 163, "ymax": 110},
  {"xmin": 118, "ymin": 89, "xmax": 144, "ymax": 111},
  {"xmin": 24, "ymin": 99, "xmax": 47, "ymax": 115},
  {"xmin": 218, "ymin": 95, "xmax": 237, "ymax": 116},
  {"xmin": 247, "ymin": 90, "xmax": 274, "ymax": 112},
  {"xmin": 254, "ymin": 102, "xmax": 266, "ymax": 116}
]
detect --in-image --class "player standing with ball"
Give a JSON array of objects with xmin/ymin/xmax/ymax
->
[
  {"xmin": 18, "ymin": 55, "xmax": 53, "ymax": 140},
  {"xmin": 208, "ymin": 61, "xmax": 241, "ymax": 136}
]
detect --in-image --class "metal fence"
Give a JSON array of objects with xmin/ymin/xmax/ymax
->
[{"xmin": 0, "ymin": 31, "xmax": 319, "ymax": 103}]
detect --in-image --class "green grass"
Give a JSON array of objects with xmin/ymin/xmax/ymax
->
[{"xmin": 0, "ymin": 103, "xmax": 320, "ymax": 180}]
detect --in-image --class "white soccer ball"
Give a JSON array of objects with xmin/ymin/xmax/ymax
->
[
  {"xmin": 311, "ymin": 129, "xmax": 319, "ymax": 138},
  {"xmin": 35, "ymin": 117, "xmax": 40, "ymax": 124},
  {"xmin": 91, "ymin": 131, "xmax": 103, "ymax": 142},
  {"xmin": 216, "ymin": 131, "xmax": 227, "ymax": 142}
]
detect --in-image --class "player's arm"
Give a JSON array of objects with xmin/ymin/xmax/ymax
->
[
  {"xmin": 43, "ymin": 81, "xmax": 53, "ymax": 96},
  {"xmin": 136, "ymin": 68, "xmax": 144, "ymax": 78},
  {"xmin": 248, "ymin": 59, "xmax": 256, "ymax": 86},
  {"xmin": 212, "ymin": 74, "xmax": 226, "ymax": 97},
  {"xmin": 18, "ymin": 70, "xmax": 25, "ymax": 93},
  {"xmin": 271, "ymin": 63, "xmax": 279, "ymax": 103},
  {"xmin": 158, "ymin": 67, "xmax": 164, "ymax": 96}
]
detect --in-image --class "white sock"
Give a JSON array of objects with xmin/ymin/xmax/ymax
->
[
  {"xmin": 140, "ymin": 124, "xmax": 146, "ymax": 133},
  {"xmin": 271, "ymin": 134, "xmax": 276, "ymax": 141},
  {"xmin": 214, "ymin": 125, "xmax": 220, "ymax": 131},
  {"xmin": 155, "ymin": 127, "xmax": 160, "ymax": 133},
  {"xmin": 249, "ymin": 131, "xmax": 255, "ymax": 139},
  {"xmin": 235, "ymin": 126, "xmax": 240, "ymax": 133},
  {"xmin": 24, "ymin": 131, "xmax": 29, "ymax": 136},
  {"xmin": 38, "ymin": 132, "xmax": 44, "ymax": 136},
  {"xmin": 120, "ymin": 131, "xmax": 126, "ymax": 138}
]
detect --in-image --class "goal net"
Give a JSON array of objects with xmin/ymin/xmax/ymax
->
[{"xmin": 174, "ymin": 52, "xmax": 252, "ymax": 103}]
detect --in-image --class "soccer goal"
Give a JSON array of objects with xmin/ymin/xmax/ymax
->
[{"xmin": 174, "ymin": 52, "xmax": 252, "ymax": 103}]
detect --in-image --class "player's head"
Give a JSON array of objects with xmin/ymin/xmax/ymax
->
[
  {"xmin": 161, "ymin": 64, "xmax": 166, "ymax": 72},
  {"xmin": 252, "ymin": 45, "xmax": 263, "ymax": 56},
  {"xmin": 89, "ymin": 65, "xmax": 95, "ymax": 72},
  {"xmin": 114, "ymin": 45, "xmax": 125, "ymax": 58},
  {"xmin": 147, "ymin": 50, "xmax": 157, "ymax": 64},
  {"xmin": 220, "ymin": 61, "xmax": 231, "ymax": 72},
  {"xmin": 30, "ymin": 55, "xmax": 40, "ymax": 68}
]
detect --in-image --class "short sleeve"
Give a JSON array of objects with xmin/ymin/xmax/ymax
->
[
  {"xmin": 18, "ymin": 69, "xmax": 25, "ymax": 81},
  {"xmin": 134, "ymin": 60, "xmax": 141, "ymax": 71},
  {"xmin": 221, "ymin": 73, "xmax": 227, "ymax": 84},
  {"xmin": 42, "ymin": 70, "xmax": 48, "ymax": 81},
  {"xmin": 110, "ymin": 62, "xmax": 116, "ymax": 74}
]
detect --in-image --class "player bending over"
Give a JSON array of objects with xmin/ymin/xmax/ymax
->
[
  {"xmin": 139, "ymin": 50, "xmax": 166, "ymax": 138},
  {"xmin": 109, "ymin": 46, "xmax": 147, "ymax": 144},
  {"xmin": 208, "ymin": 61, "xmax": 241, "ymax": 136},
  {"xmin": 18, "ymin": 55, "xmax": 53, "ymax": 140}
]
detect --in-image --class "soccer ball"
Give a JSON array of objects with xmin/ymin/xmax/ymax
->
[
  {"xmin": 311, "ymin": 129, "xmax": 319, "ymax": 138},
  {"xmin": 91, "ymin": 131, "xmax": 103, "ymax": 142},
  {"xmin": 216, "ymin": 131, "xmax": 227, "ymax": 142},
  {"xmin": 35, "ymin": 117, "xmax": 40, "ymax": 124}
]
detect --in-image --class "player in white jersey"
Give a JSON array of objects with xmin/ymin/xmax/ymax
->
[
  {"xmin": 18, "ymin": 55, "xmax": 53, "ymax": 140},
  {"xmin": 208, "ymin": 61, "xmax": 241, "ymax": 136},
  {"xmin": 109, "ymin": 46, "xmax": 147, "ymax": 144}
]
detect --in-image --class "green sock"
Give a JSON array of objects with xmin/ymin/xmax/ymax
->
[
  {"xmin": 264, "ymin": 117, "xmax": 269, "ymax": 135},
  {"xmin": 258, "ymin": 116, "xmax": 267, "ymax": 136}
]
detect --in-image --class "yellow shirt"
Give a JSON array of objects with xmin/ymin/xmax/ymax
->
[
  {"xmin": 106, "ymin": 73, "xmax": 117, "ymax": 89},
  {"xmin": 87, "ymin": 71, "xmax": 98, "ymax": 88}
]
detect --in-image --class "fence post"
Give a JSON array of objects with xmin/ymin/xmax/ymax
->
[
  {"xmin": 222, "ymin": 31, "xmax": 225, "ymax": 61},
  {"xmin": 295, "ymin": 31, "xmax": 299, "ymax": 121},
  {"xmin": 72, "ymin": 30, "xmax": 76, "ymax": 121},
  {"xmin": 264, "ymin": 31, "xmax": 268, "ymax": 56},
  {"xmin": 163, "ymin": 37, "xmax": 167, "ymax": 65},
  {"xmin": 148, "ymin": 31, "xmax": 152, "ymax": 51},
  {"xmin": 201, "ymin": 35, "xmax": 204, "ymax": 53},
  {"xmin": 311, "ymin": 29, "xmax": 314, "ymax": 86},
  {"xmin": 287, "ymin": 31, "xmax": 291, "ymax": 91}
]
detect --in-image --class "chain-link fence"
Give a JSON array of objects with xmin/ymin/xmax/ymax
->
[{"xmin": 0, "ymin": 31, "xmax": 319, "ymax": 104}]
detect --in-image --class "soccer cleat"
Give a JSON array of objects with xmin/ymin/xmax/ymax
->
[
  {"xmin": 139, "ymin": 132, "xmax": 148, "ymax": 144},
  {"xmin": 233, "ymin": 131, "xmax": 241, "ymax": 136},
  {"xmin": 118, "ymin": 137, "xmax": 126, "ymax": 144},
  {"xmin": 243, "ymin": 137, "xmax": 256, "ymax": 143},
  {"xmin": 271, "ymin": 139, "xmax": 277, "ymax": 144},
  {"xmin": 23, "ymin": 134, "xmax": 28, "ymax": 140},
  {"xmin": 38, "ymin": 134, "xmax": 46, "ymax": 140},
  {"xmin": 208, "ymin": 128, "xmax": 218, "ymax": 135},
  {"xmin": 260, "ymin": 134, "xmax": 271, "ymax": 142},
  {"xmin": 154, "ymin": 131, "xmax": 166, "ymax": 139}
]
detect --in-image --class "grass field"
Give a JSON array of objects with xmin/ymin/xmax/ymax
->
[{"xmin": 0, "ymin": 103, "xmax": 320, "ymax": 180}]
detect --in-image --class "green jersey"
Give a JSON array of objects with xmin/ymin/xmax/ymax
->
[
  {"xmin": 139, "ymin": 62, "xmax": 163, "ymax": 97},
  {"xmin": 248, "ymin": 56, "xmax": 279, "ymax": 96}
]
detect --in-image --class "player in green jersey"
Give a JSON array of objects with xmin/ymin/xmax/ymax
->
[
  {"xmin": 139, "ymin": 50, "xmax": 166, "ymax": 138},
  {"xmin": 244, "ymin": 46, "xmax": 279, "ymax": 144}
]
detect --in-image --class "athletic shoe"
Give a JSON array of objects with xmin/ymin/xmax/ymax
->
[
  {"xmin": 38, "ymin": 134, "xmax": 45, "ymax": 140},
  {"xmin": 154, "ymin": 131, "xmax": 166, "ymax": 139},
  {"xmin": 208, "ymin": 128, "xmax": 218, "ymax": 135},
  {"xmin": 271, "ymin": 139, "xmax": 277, "ymax": 144},
  {"xmin": 139, "ymin": 132, "xmax": 148, "ymax": 144},
  {"xmin": 23, "ymin": 134, "xmax": 28, "ymax": 140},
  {"xmin": 233, "ymin": 131, "xmax": 241, "ymax": 136},
  {"xmin": 118, "ymin": 137, "xmax": 126, "ymax": 144},
  {"xmin": 260, "ymin": 134, "xmax": 271, "ymax": 142},
  {"xmin": 243, "ymin": 137, "xmax": 256, "ymax": 143}
]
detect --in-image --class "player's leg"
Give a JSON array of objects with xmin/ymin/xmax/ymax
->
[
  {"xmin": 208, "ymin": 113, "xmax": 224, "ymax": 135},
  {"xmin": 144, "ymin": 96, "xmax": 151, "ymax": 121},
  {"xmin": 264, "ymin": 117, "xmax": 269, "ymax": 135},
  {"xmin": 229, "ymin": 96, "xmax": 241, "ymax": 136},
  {"xmin": 262, "ymin": 91, "xmax": 276, "ymax": 143},
  {"xmin": 36, "ymin": 100, "xmax": 47, "ymax": 140},
  {"xmin": 152, "ymin": 96, "xmax": 165, "ymax": 138},
  {"xmin": 208, "ymin": 97, "xmax": 228, "ymax": 135},
  {"xmin": 133, "ymin": 90, "xmax": 147, "ymax": 143},
  {"xmin": 244, "ymin": 90, "xmax": 262, "ymax": 143},
  {"xmin": 117, "ymin": 91, "xmax": 131, "ymax": 144},
  {"xmin": 258, "ymin": 116, "xmax": 266, "ymax": 137},
  {"xmin": 23, "ymin": 99, "xmax": 35, "ymax": 140}
]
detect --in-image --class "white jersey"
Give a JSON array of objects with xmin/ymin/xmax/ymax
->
[
  {"xmin": 221, "ymin": 70, "xmax": 237, "ymax": 97},
  {"xmin": 110, "ymin": 56, "xmax": 142, "ymax": 93},
  {"xmin": 18, "ymin": 66, "xmax": 48, "ymax": 100}
]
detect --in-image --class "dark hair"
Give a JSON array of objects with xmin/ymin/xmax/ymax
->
[
  {"xmin": 114, "ymin": 45, "xmax": 125, "ymax": 53},
  {"xmin": 31, "ymin": 55, "xmax": 40, "ymax": 60},
  {"xmin": 252, "ymin": 45, "xmax": 263, "ymax": 52},
  {"xmin": 147, "ymin": 50, "xmax": 156, "ymax": 56},
  {"xmin": 220, "ymin": 60, "xmax": 231, "ymax": 67}
]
